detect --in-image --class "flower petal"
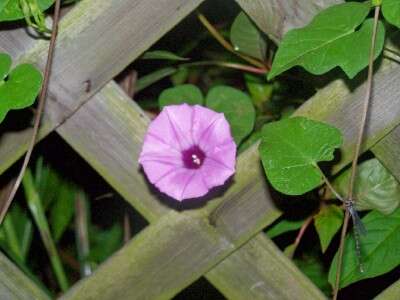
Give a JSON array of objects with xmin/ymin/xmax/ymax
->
[{"xmin": 155, "ymin": 169, "xmax": 209, "ymax": 201}]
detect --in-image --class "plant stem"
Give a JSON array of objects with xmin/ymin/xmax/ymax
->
[
  {"xmin": 22, "ymin": 169, "xmax": 69, "ymax": 292},
  {"xmin": 197, "ymin": 13, "xmax": 268, "ymax": 70},
  {"xmin": 318, "ymin": 168, "xmax": 344, "ymax": 201},
  {"xmin": 180, "ymin": 60, "xmax": 267, "ymax": 74},
  {"xmin": 75, "ymin": 192, "xmax": 92, "ymax": 277},
  {"xmin": 290, "ymin": 217, "xmax": 312, "ymax": 259},
  {"xmin": 333, "ymin": 6, "xmax": 381, "ymax": 300},
  {"xmin": 0, "ymin": 0, "xmax": 62, "ymax": 225}
]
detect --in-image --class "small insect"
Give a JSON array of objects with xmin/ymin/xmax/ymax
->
[{"xmin": 345, "ymin": 199, "xmax": 366, "ymax": 273}]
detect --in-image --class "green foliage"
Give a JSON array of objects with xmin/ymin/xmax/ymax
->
[
  {"xmin": 0, "ymin": 53, "xmax": 42, "ymax": 123},
  {"xmin": 142, "ymin": 50, "xmax": 189, "ymax": 61},
  {"xmin": 244, "ymin": 74, "xmax": 273, "ymax": 111},
  {"xmin": 230, "ymin": 12, "xmax": 266, "ymax": 60},
  {"xmin": 158, "ymin": 84, "xmax": 204, "ymax": 108},
  {"xmin": 136, "ymin": 67, "xmax": 177, "ymax": 93},
  {"xmin": 382, "ymin": 0, "xmax": 400, "ymax": 28},
  {"xmin": 88, "ymin": 223, "xmax": 123, "ymax": 264},
  {"xmin": 0, "ymin": 203, "xmax": 33, "ymax": 264},
  {"xmin": 329, "ymin": 207, "xmax": 400, "ymax": 288},
  {"xmin": 259, "ymin": 117, "xmax": 342, "ymax": 195},
  {"xmin": 266, "ymin": 218, "xmax": 305, "ymax": 239},
  {"xmin": 314, "ymin": 205, "xmax": 343, "ymax": 253},
  {"xmin": 268, "ymin": 2, "xmax": 386, "ymax": 79},
  {"xmin": 0, "ymin": 0, "xmax": 54, "ymax": 21},
  {"xmin": 295, "ymin": 255, "xmax": 331, "ymax": 296},
  {"xmin": 206, "ymin": 85, "xmax": 255, "ymax": 145},
  {"xmin": 334, "ymin": 159, "xmax": 400, "ymax": 215}
]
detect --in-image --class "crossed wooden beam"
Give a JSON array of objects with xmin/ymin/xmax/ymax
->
[{"xmin": 0, "ymin": 0, "xmax": 399, "ymax": 299}]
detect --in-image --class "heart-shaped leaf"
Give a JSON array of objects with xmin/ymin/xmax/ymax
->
[
  {"xmin": 328, "ymin": 207, "xmax": 400, "ymax": 288},
  {"xmin": 0, "ymin": 54, "xmax": 43, "ymax": 123},
  {"xmin": 382, "ymin": 0, "xmax": 400, "ymax": 29},
  {"xmin": 0, "ymin": 53, "xmax": 11, "ymax": 79},
  {"xmin": 333, "ymin": 159, "xmax": 400, "ymax": 215},
  {"xmin": 314, "ymin": 205, "xmax": 343, "ymax": 252},
  {"xmin": 206, "ymin": 85, "xmax": 255, "ymax": 145},
  {"xmin": 0, "ymin": 0, "xmax": 54, "ymax": 21},
  {"xmin": 259, "ymin": 117, "xmax": 342, "ymax": 195},
  {"xmin": 230, "ymin": 12, "xmax": 266, "ymax": 60},
  {"xmin": 158, "ymin": 84, "xmax": 204, "ymax": 109},
  {"xmin": 268, "ymin": 2, "xmax": 385, "ymax": 79}
]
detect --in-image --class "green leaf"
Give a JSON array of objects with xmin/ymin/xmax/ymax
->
[
  {"xmin": 244, "ymin": 74, "xmax": 273, "ymax": 110},
  {"xmin": 328, "ymin": 207, "xmax": 400, "ymax": 288},
  {"xmin": 205, "ymin": 85, "xmax": 255, "ymax": 145},
  {"xmin": 314, "ymin": 205, "xmax": 343, "ymax": 252},
  {"xmin": 49, "ymin": 183, "xmax": 76, "ymax": 241},
  {"xmin": 0, "ymin": 53, "xmax": 11, "ymax": 80},
  {"xmin": 268, "ymin": 2, "xmax": 386, "ymax": 79},
  {"xmin": 295, "ymin": 255, "xmax": 331, "ymax": 296},
  {"xmin": 88, "ymin": 223, "xmax": 123, "ymax": 264},
  {"xmin": 382, "ymin": 0, "xmax": 400, "ymax": 28},
  {"xmin": 136, "ymin": 67, "xmax": 177, "ymax": 93},
  {"xmin": 34, "ymin": 158, "xmax": 62, "ymax": 210},
  {"xmin": 0, "ymin": 60, "xmax": 43, "ymax": 123},
  {"xmin": 0, "ymin": 0, "xmax": 54, "ymax": 21},
  {"xmin": 230, "ymin": 12, "xmax": 266, "ymax": 60},
  {"xmin": 259, "ymin": 117, "xmax": 343, "ymax": 195},
  {"xmin": 141, "ymin": 50, "xmax": 189, "ymax": 61},
  {"xmin": 158, "ymin": 84, "xmax": 204, "ymax": 109},
  {"xmin": 266, "ymin": 218, "xmax": 305, "ymax": 239},
  {"xmin": 333, "ymin": 159, "xmax": 400, "ymax": 215}
]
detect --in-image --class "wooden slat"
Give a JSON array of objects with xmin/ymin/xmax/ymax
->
[
  {"xmin": 374, "ymin": 280, "xmax": 400, "ymax": 300},
  {"xmin": 235, "ymin": 0, "xmax": 342, "ymax": 43},
  {"xmin": 0, "ymin": 252, "xmax": 50, "ymax": 300},
  {"xmin": 0, "ymin": 0, "xmax": 205, "ymax": 175}
]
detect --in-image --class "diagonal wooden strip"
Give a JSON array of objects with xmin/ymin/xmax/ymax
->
[
  {"xmin": 0, "ymin": 252, "xmax": 50, "ymax": 300},
  {"xmin": 0, "ymin": 0, "xmax": 205, "ymax": 175},
  {"xmin": 373, "ymin": 279, "xmax": 400, "ymax": 300}
]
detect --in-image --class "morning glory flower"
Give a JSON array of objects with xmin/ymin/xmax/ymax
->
[{"xmin": 139, "ymin": 104, "xmax": 236, "ymax": 201}]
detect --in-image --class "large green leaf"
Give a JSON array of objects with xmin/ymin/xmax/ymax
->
[
  {"xmin": 141, "ymin": 50, "xmax": 188, "ymax": 61},
  {"xmin": 0, "ymin": 55, "xmax": 42, "ymax": 123},
  {"xmin": 0, "ymin": 53, "xmax": 11, "ymax": 80},
  {"xmin": 328, "ymin": 207, "xmax": 400, "ymax": 288},
  {"xmin": 314, "ymin": 205, "xmax": 343, "ymax": 253},
  {"xmin": 0, "ymin": 0, "xmax": 54, "ymax": 21},
  {"xmin": 206, "ymin": 85, "xmax": 255, "ymax": 145},
  {"xmin": 230, "ymin": 12, "xmax": 266, "ymax": 60},
  {"xmin": 266, "ymin": 218, "xmax": 305, "ymax": 239},
  {"xmin": 268, "ymin": 2, "xmax": 385, "ymax": 79},
  {"xmin": 333, "ymin": 159, "xmax": 400, "ymax": 215},
  {"xmin": 158, "ymin": 84, "xmax": 204, "ymax": 109},
  {"xmin": 382, "ymin": 0, "xmax": 400, "ymax": 29},
  {"xmin": 259, "ymin": 117, "xmax": 343, "ymax": 195}
]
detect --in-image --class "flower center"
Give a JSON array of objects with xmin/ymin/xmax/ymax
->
[{"xmin": 182, "ymin": 145, "xmax": 206, "ymax": 169}]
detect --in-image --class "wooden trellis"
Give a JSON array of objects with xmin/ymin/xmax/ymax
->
[{"xmin": 0, "ymin": 0, "xmax": 399, "ymax": 299}]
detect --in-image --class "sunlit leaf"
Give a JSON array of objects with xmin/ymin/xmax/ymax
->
[
  {"xmin": 382, "ymin": 0, "xmax": 400, "ymax": 29},
  {"xmin": 206, "ymin": 85, "xmax": 255, "ymax": 145},
  {"xmin": 0, "ymin": 0, "xmax": 54, "ymax": 21},
  {"xmin": 158, "ymin": 84, "xmax": 204, "ymax": 109},
  {"xmin": 268, "ymin": 2, "xmax": 385, "ymax": 79},
  {"xmin": 230, "ymin": 12, "xmax": 266, "ymax": 60},
  {"xmin": 314, "ymin": 205, "xmax": 343, "ymax": 252},
  {"xmin": 259, "ymin": 117, "xmax": 342, "ymax": 195},
  {"xmin": 329, "ymin": 207, "xmax": 400, "ymax": 288},
  {"xmin": 0, "ymin": 54, "xmax": 42, "ymax": 123},
  {"xmin": 333, "ymin": 159, "xmax": 400, "ymax": 215}
]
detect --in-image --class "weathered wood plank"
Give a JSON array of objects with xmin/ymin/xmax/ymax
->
[
  {"xmin": 235, "ymin": 0, "xmax": 342, "ymax": 43},
  {"xmin": 374, "ymin": 279, "xmax": 400, "ymax": 300},
  {"xmin": 0, "ymin": 252, "xmax": 50, "ymax": 300},
  {"xmin": 0, "ymin": 0, "xmax": 206, "ymax": 175}
]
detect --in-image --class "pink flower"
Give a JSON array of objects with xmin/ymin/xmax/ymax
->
[{"xmin": 139, "ymin": 104, "xmax": 236, "ymax": 201}]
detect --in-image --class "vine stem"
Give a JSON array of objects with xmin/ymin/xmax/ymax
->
[
  {"xmin": 0, "ymin": 0, "xmax": 62, "ymax": 225},
  {"xmin": 333, "ymin": 6, "xmax": 381, "ymax": 300}
]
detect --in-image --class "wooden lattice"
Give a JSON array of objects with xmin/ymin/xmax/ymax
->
[{"xmin": 0, "ymin": 0, "xmax": 399, "ymax": 299}]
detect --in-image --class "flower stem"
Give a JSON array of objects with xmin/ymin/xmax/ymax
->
[{"xmin": 333, "ymin": 5, "xmax": 381, "ymax": 300}]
